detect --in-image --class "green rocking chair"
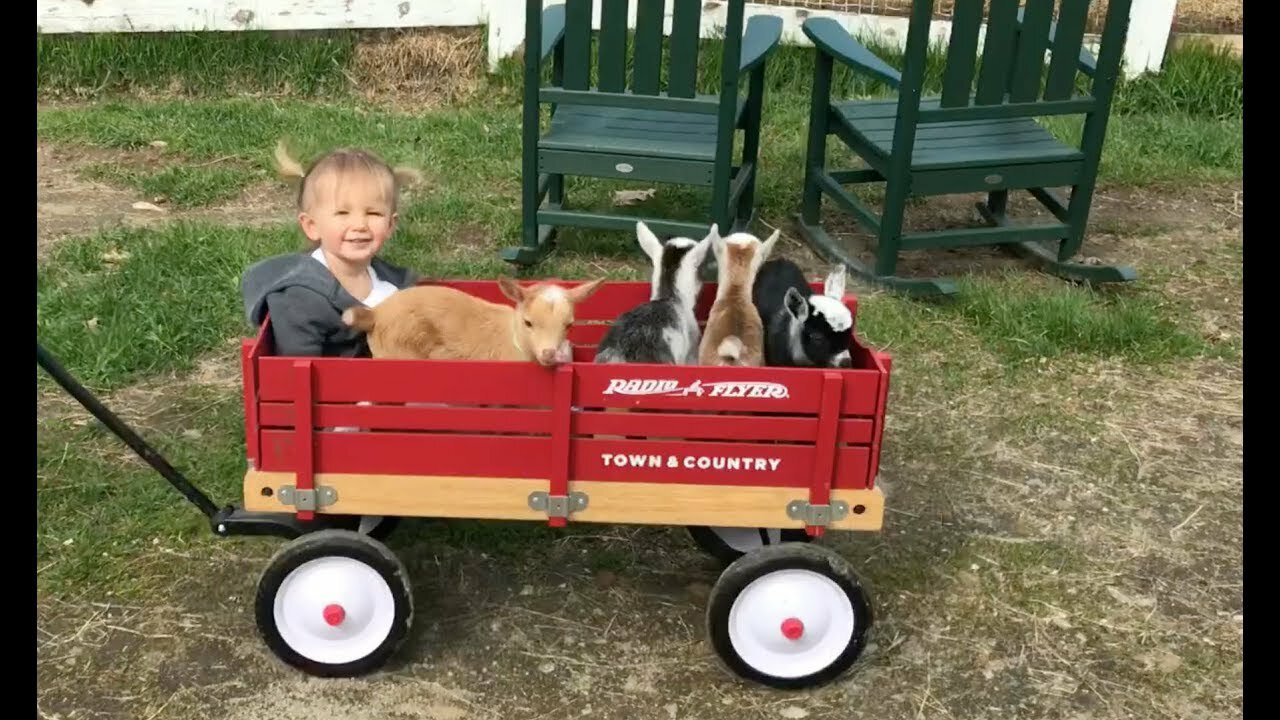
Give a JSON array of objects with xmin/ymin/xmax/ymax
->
[
  {"xmin": 796, "ymin": 0, "xmax": 1137, "ymax": 296},
  {"xmin": 503, "ymin": 0, "xmax": 783, "ymax": 268}
]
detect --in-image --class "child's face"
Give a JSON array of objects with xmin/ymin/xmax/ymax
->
[{"xmin": 299, "ymin": 172, "xmax": 397, "ymax": 265}]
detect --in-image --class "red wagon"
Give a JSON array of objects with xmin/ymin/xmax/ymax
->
[{"xmin": 37, "ymin": 276, "xmax": 893, "ymax": 690}]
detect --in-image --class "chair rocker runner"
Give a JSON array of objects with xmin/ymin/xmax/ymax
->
[
  {"xmin": 796, "ymin": 0, "xmax": 1137, "ymax": 296},
  {"xmin": 503, "ymin": 0, "xmax": 783, "ymax": 270}
]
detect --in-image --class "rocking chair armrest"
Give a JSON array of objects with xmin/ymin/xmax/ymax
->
[
  {"xmin": 739, "ymin": 14, "xmax": 784, "ymax": 73},
  {"xmin": 802, "ymin": 18, "xmax": 902, "ymax": 90},
  {"xmin": 539, "ymin": 3, "xmax": 567, "ymax": 66},
  {"xmin": 1016, "ymin": 6, "xmax": 1098, "ymax": 78}
]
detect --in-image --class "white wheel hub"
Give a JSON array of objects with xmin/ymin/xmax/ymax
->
[
  {"xmin": 273, "ymin": 556, "xmax": 397, "ymax": 665},
  {"xmin": 727, "ymin": 568, "xmax": 855, "ymax": 679},
  {"xmin": 711, "ymin": 527, "xmax": 783, "ymax": 553}
]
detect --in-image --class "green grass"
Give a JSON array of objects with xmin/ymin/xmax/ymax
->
[
  {"xmin": 37, "ymin": 30, "xmax": 357, "ymax": 97},
  {"xmin": 37, "ymin": 223, "xmax": 302, "ymax": 391},
  {"xmin": 37, "ymin": 389, "xmax": 247, "ymax": 597},
  {"xmin": 946, "ymin": 274, "xmax": 1210, "ymax": 364}
]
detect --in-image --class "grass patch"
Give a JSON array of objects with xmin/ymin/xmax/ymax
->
[
  {"xmin": 1040, "ymin": 112, "xmax": 1241, "ymax": 184},
  {"xmin": 37, "ymin": 30, "xmax": 357, "ymax": 98},
  {"xmin": 36, "ymin": 222, "xmax": 302, "ymax": 391},
  {"xmin": 947, "ymin": 274, "xmax": 1209, "ymax": 364},
  {"xmin": 81, "ymin": 162, "xmax": 258, "ymax": 208},
  {"xmin": 1112, "ymin": 41, "xmax": 1244, "ymax": 120},
  {"xmin": 37, "ymin": 389, "xmax": 247, "ymax": 598}
]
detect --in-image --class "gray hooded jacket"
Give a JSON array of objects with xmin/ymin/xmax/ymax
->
[{"xmin": 241, "ymin": 252, "xmax": 420, "ymax": 357}]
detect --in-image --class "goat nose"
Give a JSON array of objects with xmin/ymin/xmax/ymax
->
[{"xmin": 539, "ymin": 348, "xmax": 558, "ymax": 364}]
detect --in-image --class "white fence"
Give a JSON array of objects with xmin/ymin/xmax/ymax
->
[{"xmin": 36, "ymin": 0, "xmax": 1178, "ymax": 79}]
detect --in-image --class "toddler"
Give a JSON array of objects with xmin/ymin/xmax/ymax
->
[{"xmin": 241, "ymin": 141, "xmax": 423, "ymax": 536}]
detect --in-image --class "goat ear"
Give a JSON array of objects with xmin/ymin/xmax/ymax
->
[
  {"xmin": 567, "ymin": 278, "xmax": 605, "ymax": 304},
  {"xmin": 750, "ymin": 229, "xmax": 781, "ymax": 275},
  {"xmin": 760, "ymin": 229, "xmax": 781, "ymax": 261},
  {"xmin": 784, "ymin": 287, "xmax": 809, "ymax": 321},
  {"xmin": 635, "ymin": 222, "xmax": 663, "ymax": 263},
  {"xmin": 497, "ymin": 277, "xmax": 525, "ymax": 304},
  {"xmin": 689, "ymin": 234, "xmax": 713, "ymax": 267},
  {"xmin": 824, "ymin": 264, "xmax": 847, "ymax": 298},
  {"xmin": 705, "ymin": 224, "xmax": 725, "ymax": 257}
]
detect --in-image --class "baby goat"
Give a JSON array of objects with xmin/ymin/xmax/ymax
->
[
  {"xmin": 594, "ymin": 222, "xmax": 711, "ymax": 366},
  {"xmin": 342, "ymin": 277, "xmax": 603, "ymax": 365},
  {"xmin": 753, "ymin": 259, "xmax": 854, "ymax": 368},
  {"xmin": 697, "ymin": 225, "xmax": 779, "ymax": 367}
]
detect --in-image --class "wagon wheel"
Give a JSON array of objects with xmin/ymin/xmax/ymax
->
[
  {"xmin": 686, "ymin": 525, "xmax": 813, "ymax": 566},
  {"xmin": 705, "ymin": 543, "xmax": 872, "ymax": 690},
  {"xmin": 255, "ymin": 529, "xmax": 413, "ymax": 677}
]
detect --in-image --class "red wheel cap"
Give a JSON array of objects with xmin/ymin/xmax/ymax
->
[
  {"xmin": 323, "ymin": 603, "xmax": 346, "ymax": 627},
  {"xmin": 781, "ymin": 617, "xmax": 804, "ymax": 640}
]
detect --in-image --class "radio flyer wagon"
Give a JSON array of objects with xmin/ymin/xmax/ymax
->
[{"xmin": 36, "ymin": 277, "xmax": 892, "ymax": 690}]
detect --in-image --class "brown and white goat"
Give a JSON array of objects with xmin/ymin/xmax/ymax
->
[
  {"xmin": 697, "ymin": 225, "xmax": 779, "ymax": 367},
  {"xmin": 342, "ymin": 277, "xmax": 604, "ymax": 365}
]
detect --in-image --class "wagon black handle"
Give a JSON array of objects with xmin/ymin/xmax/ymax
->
[{"xmin": 36, "ymin": 341, "xmax": 222, "ymax": 520}]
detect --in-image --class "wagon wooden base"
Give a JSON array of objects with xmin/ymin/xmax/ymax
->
[{"xmin": 243, "ymin": 470, "xmax": 885, "ymax": 531}]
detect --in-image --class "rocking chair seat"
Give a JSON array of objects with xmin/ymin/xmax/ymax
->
[
  {"xmin": 541, "ymin": 99, "xmax": 747, "ymax": 162},
  {"xmin": 836, "ymin": 98, "xmax": 1084, "ymax": 170}
]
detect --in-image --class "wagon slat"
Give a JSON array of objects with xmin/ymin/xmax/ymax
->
[{"xmin": 292, "ymin": 359, "xmax": 316, "ymax": 521}]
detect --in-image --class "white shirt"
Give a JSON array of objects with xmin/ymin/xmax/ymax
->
[{"xmin": 311, "ymin": 248, "xmax": 399, "ymax": 308}]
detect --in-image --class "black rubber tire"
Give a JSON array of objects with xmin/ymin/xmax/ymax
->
[
  {"xmin": 705, "ymin": 543, "xmax": 872, "ymax": 690},
  {"xmin": 255, "ymin": 529, "xmax": 413, "ymax": 677},
  {"xmin": 687, "ymin": 525, "xmax": 814, "ymax": 566}
]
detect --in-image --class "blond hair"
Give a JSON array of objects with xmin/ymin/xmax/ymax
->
[{"xmin": 273, "ymin": 139, "xmax": 422, "ymax": 214}]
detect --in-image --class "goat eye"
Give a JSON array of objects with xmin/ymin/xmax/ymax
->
[{"xmin": 524, "ymin": 319, "xmax": 533, "ymax": 328}]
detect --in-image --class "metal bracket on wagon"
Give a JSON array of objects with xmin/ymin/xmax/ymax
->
[
  {"xmin": 528, "ymin": 491, "xmax": 588, "ymax": 519},
  {"xmin": 786, "ymin": 499, "xmax": 849, "ymax": 527},
  {"xmin": 277, "ymin": 485, "xmax": 338, "ymax": 512}
]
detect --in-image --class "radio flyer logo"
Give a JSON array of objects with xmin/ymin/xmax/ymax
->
[{"xmin": 601, "ymin": 378, "xmax": 789, "ymax": 399}]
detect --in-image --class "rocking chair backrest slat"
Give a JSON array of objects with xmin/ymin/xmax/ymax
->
[
  {"xmin": 1044, "ymin": 0, "xmax": 1093, "ymax": 100},
  {"xmin": 598, "ymin": 0, "xmax": 630, "ymax": 93},
  {"xmin": 1008, "ymin": 0, "xmax": 1056, "ymax": 102},
  {"xmin": 631, "ymin": 0, "xmax": 666, "ymax": 95},
  {"xmin": 974, "ymin": 0, "xmax": 1021, "ymax": 105},
  {"xmin": 939, "ymin": 0, "xmax": 984, "ymax": 108},
  {"xmin": 667, "ymin": 0, "xmax": 704, "ymax": 98},
  {"xmin": 562, "ymin": 0, "xmax": 594, "ymax": 90}
]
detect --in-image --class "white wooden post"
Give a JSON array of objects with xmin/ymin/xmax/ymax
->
[
  {"xmin": 484, "ymin": 0, "xmax": 528, "ymax": 72},
  {"xmin": 1122, "ymin": 0, "xmax": 1177, "ymax": 78}
]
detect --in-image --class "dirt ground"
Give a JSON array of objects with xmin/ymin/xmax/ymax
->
[
  {"xmin": 36, "ymin": 144, "xmax": 1242, "ymax": 719},
  {"xmin": 36, "ymin": 142, "xmax": 295, "ymax": 263}
]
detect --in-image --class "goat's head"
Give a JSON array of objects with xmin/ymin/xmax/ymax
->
[
  {"xmin": 636, "ymin": 221, "xmax": 711, "ymax": 304},
  {"xmin": 780, "ymin": 265, "xmax": 854, "ymax": 368},
  {"xmin": 499, "ymin": 277, "xmax": 605, "ymax": 366},
  {"xmin": 709, "ymin": 224, "xmax": 779, "ymax": 290}
]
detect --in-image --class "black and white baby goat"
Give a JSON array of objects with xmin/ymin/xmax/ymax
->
[
  {"xmin": 594, "ymin": 221, "xmax": 711, "ymax": 365},
  {"xmin": 752, "ymin": 258, "xmax": 854, "ymax": 368}
]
